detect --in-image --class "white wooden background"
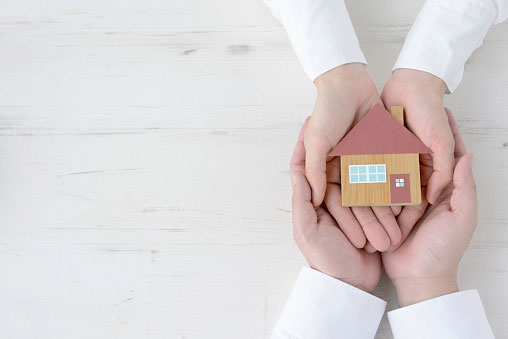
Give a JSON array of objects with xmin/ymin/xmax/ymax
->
[{"xmin": 0, "ymin": 1, "xmax": 507, "ymax": 338}]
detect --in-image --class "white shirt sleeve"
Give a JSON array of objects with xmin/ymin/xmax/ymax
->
[
  {"xmin": 271, "ymin": 267, "xmax": 386, "ymax": 339},
  {"xmin": 394, "ymin": 0, "xmax": 508, "ymax": 93},
  {"xmin": 263, "ymin": 0, "xmax": 366, "ymax": 81},
  {"xmin": 388, "ymin": 290, "xmax": 494, "ymax": 339}
]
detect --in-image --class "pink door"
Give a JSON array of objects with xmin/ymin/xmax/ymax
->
[{"xmin": 390, "ymin": 174, "xmax": 410, "ymax": 204}]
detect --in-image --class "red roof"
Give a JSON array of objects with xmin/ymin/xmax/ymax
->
[{"xmin": 329, "ymin": 104, "xmax": 431, "ymax": 156}]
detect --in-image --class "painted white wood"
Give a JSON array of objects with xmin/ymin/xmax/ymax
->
[{"xmin": 0, "ymin": 0, "xmax": 507, "ymax": 338}]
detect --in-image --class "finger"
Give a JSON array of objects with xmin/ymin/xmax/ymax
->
[
  {"xmin": 290, "ymin": 117, "xmax": 311, "ymax": 174},
  {"xmin": 292, "ymin": 170, "xmax": 318, "ymax": 244},
  {"xmin": 427, "ymin": 126, "xmax": 455, "ymax": 204},
  {"xmin": 372, "ymin": 206, "xmax": 402, "ymax": 246},
  {"xmin": 390, "ymin": 205, "xmax": 402, "ymax": 216},
  {"xmin": 450, "ymin": 154, "xmax": 477, "ymax": 222},
  {"xmin": 445, "ymin": 108, "xmax": 467, "ymax": 158},
  {"xmin": 304, "ymin": 120, "xmax": 334, "ymax": 206},
  {"xmin": 386, "ymin": 191, "xmax": 429, "ymax": 252},
  {"xmin": 364, "ymin": 241, "xmax": 377, "ymax": 253},
  {"xmin": 351, "ymin": 207, "xmax": 390, "ymax": 252},
  {"xmin": 324, "ymin": 184, "xmax": 367, "ymax": 248}
]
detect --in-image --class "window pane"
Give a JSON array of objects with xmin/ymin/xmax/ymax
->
[
  {"xmin": 349, "ymin": 164, "xmax": 386, "ymax": 183},
  {"xmin": 400, "ymin": 182, "xmax": 404, "ymax": 187}
]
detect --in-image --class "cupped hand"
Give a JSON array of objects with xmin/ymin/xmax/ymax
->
[
  {"xmin": 306, "ymin": 63, "xmax": 382, "ymax": 206},
  {"xmin": 305, "ymin": 63, "xmax": 402, "ymax": 252},
  {"xmin": 382, "ymin": 109, "xmax": 477, "ymax": 306},
  {"xmin": 292, "ymin": 118, "xmax": 381, "ymax": 292},
  {"xmin": 382, "ymin": 69, "xmax": 454, "ymax": 204}
]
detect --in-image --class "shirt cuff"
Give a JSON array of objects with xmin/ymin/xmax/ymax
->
[
  {"xmin": 272, "ymin": 267, "xmax": 386, "ymax": 339},
  {"xmin": 264, "ymin": 0, "xmax": 366, "ymax": 81},
  {"xmin": 388, "ymin": 290, "xmax": 494, "ymax": 339},
  {"xmin": 393, "ymin": 0, "xmax": 498, "ymax": 93}
]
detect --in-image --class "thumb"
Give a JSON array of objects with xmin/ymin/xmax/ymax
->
[
  {"xmin": 427, "ymin": 133, "xmax": 455, "ymax": 204},
  {"xmin": 450, "ymin": 154, "xmax": 477, "ymax": 221},
  {"xmin": 304, "ymin": 124, "xmax": 333, "ymax": 206}
]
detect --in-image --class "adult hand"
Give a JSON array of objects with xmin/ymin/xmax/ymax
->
[
  {"xmin": 382, "ymin": 109, "xmax": 477, "ymax": 306},
  {"xmin": 305, "ymin": 63, "xmax": 402, "ymax": 252},
  {"xmin": 382, "ymin": 69, "xmax": 454, "ymax": 204},
  {"xmin": 292, "ymin": 118, "xmax": 381, "ymax": 292},
  {"xmin": 305, "ymin": 63, "xmax": 382, "ymax": 206}
]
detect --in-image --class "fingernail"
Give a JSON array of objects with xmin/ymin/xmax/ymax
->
[{"xmin": 311, "ymin": 191, "xmax": 318, "ymax": 206}]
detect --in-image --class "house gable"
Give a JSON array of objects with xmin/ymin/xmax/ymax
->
[{"xmin": 329, "ymin": 104, "xmax": 431, "ymax": 156}]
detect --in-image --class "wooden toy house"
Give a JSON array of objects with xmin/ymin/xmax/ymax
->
[{"xmin": 329, "ymin": 104, "xmax": 431, "ymax": 207}]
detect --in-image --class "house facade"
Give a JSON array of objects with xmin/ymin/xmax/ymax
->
[{"xmin": 329, "ymin": 104, "xmax": 431, "ymax": 207}]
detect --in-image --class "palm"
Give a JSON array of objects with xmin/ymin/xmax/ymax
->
[{"xmin": 382, "ymin": 188, "xmax": 462, "ymax": 282}]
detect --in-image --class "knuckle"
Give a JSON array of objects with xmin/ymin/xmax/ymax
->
[
  {"xmin": 375, "ymin": 211, "xmax": 393, "ymax": 223},
  {"xmin": 363, "ymin": 216, "xmax": 381, "ymax": 229}
]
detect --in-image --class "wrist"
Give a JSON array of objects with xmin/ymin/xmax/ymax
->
[
  {"xmin": 391, "ymin": 68, "xmax": 447, "ymax": 97},
  {"xmin": 337, "ymin": 274, "xmax": 374, "ymax": 293},
  {"xmin": 314, "ymin": 63, "xmax": 368, "ymax": 92},
  {"xmin": 393, "ymin": 273, "xmax": 459, "ymax": 307},
  {"xmin": 312, "ymin": 266, "xmax": 378, "ymax": 293}
]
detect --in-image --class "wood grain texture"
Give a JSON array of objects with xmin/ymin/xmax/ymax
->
[
  {"xmin": 0, "ymin": 0, "xmax": 507, "ymax": 338},
  {"xmin": 341, "ymin": 154, "xmax": 421, "ymax": 206},
  {"xmin": 390, "ymin": 106, "xmax": 404, "ymax": 125}
]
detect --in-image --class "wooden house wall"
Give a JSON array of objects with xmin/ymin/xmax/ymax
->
[{"xmin": 340, "ymin": 153, "xmax": 421, "ymax": 206}]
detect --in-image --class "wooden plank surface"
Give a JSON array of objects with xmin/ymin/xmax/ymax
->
[
  {"xmin": 0, "ymin": 0, "xmax": 507, "ymax": 338},
  {"xmin": 341, "ymin": 154, "xmax": 421, "ymax": 207},
  {"xmin": 390, "ymin": 106, "xmax": 404, "ymax": 125}
]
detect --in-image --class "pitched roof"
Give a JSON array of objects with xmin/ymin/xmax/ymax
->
[{"xmin": 329, "ymin": 104, "xmax": 431, "ymax": 156}]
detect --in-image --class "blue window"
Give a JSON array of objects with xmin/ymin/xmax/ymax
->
[
  {"xmin": 395, "ymin": 178, "xmax": 405, "ymax": 187},
  {"xmin": 349, "ymin": 164, "xmax": 386, "ymax": 184}
]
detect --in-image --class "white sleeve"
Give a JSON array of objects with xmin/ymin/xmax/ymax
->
[
  {"xmin": 394, "ymin": 0, "xmax": 508, "ymax": 93},
  {"xmin": 271, "ymin": 267, "xmax": 386, "ymax": 339},
  {"xmin": 388, "ymin": 290, "xmax": 494, "ymax": 339},
  {"xmin": 263, "ymin": 0, "xmax": 366, "ymax": 81}
]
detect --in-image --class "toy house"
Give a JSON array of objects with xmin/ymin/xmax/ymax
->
[{"xmin": 329, "ymin": 104, "xmax": 431, "ymax": 207}]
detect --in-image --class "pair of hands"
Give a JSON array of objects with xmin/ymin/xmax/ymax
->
[
  {"xmin": 291, "ymin": 65, "xmax": 477, "ymax": 305},
  {"xmin": 305, "ymin": 64, "xmax": 452, "ymax": 253}
]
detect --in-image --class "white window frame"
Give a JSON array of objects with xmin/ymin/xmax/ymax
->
[
  {"xmin": 349, "ymin": 164, "xmax": 386, "ymax": 184},
  {"xmin": 395, "ymin": 178, "xmax": 405, "ymax": 187}
]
